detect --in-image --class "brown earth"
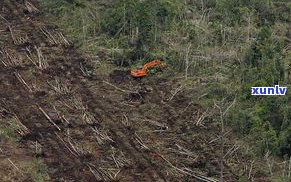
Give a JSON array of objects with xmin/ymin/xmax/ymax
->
[{"xmin": 0, "ymin": 1, "xmax": 271, "ymax": 182}]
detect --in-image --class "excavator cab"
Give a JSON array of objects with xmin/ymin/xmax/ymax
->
[
  {"xmin": 136, "ymin": 65, "xmax": 143, "ymax": 70},
  {"xmin": 130, "ymin": 60, "xmax": 163, "ymax": 78},
  {"xmin": 147, "ymin": 65, "xmax": 159, "ymax": 74}
]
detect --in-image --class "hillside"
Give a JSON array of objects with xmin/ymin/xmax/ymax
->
[{"xmin": 0, "ymin": 0, "xmax": 291, "ymax": 182}]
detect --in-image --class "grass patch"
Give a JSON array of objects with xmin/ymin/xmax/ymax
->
[
  {"xmin": 0, "ymin": 118, "xmax": 21, "ymax": 146},
  {"xmin": 138, "ymin": 103, "xmax": 158, "ymax": 116},
  {"xmin": 21, "ymin": 159, "xmax": 50, "ymax": 182}
]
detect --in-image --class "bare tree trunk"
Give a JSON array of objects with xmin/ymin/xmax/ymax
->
[
  {"xmin": 284, "ymin": 56, "xmax": 291, "ymax": 84},
  {"xmin": 219, "ymin": 106, "xmax": 224, "ymax": 181},
  {"xmin": 154, "ymin": 15, "xmax": 157, "ymax": 43},
  {"xmin": 82, "ymin": 12, "xmax": 86, "ymax": 41},
  {"xmin": 247, "ymin": 12, "xmax": 251, "ymax": 42},
  {"xmin": 185, "ymin": 43, "xmax": 192, "ymax": 80},
  {"xmin": 288, "ymin": 156, "xmax": 291, "ymax": 178},
  {"xmin": 214, "ymin": 103, "xmax": 224, "ymax": 181},
  {"xmin": 215, "ymin": 98, "xmax": 236, "ymax": 181}
]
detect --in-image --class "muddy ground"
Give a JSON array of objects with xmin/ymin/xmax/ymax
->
[{"xmin": 0, "ymin": 1, "xmax": 271, "ymax": 182}]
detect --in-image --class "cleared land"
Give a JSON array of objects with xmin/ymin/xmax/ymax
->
[{"xmin": 0, "ymin": 1, "xmax": 270, "ymax": 181}]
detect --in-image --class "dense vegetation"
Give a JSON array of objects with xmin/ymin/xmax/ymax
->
[{"xmin": 39, "ymin": 0, "xmax": 291, "ymax": 158}]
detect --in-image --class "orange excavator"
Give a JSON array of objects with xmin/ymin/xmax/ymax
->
[{"xmin": 130, "ymin": 60, "xmax": 163, "ymax": 78}]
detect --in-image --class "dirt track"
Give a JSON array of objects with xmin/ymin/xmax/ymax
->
[{"xmin": 0, "ymin": 1, "xmax": 265, "ymax": 182}]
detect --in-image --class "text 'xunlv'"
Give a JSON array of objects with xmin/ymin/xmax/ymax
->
[{"xmin": 251, "ymin": 85, "xmax": 287, "ymax": 95}]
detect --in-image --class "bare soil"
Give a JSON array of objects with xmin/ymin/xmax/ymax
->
[{"xmin": 0, "ymin": 1, "xmax": 271, "ymax": 181}]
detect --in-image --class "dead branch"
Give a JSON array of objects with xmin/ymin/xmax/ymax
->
[
  {"xmin": 179, "ymin": 101, "xmax": 194, "ymax": 115},
  {"xmin": 35, "ymin": 46, "xmax": 48, "ymax": 69},
  {"xmin": 134, "ymin": 133, "xmax": 149, "ymax": 150},
  {"xmin": 144, "ymin": 119, "xmax": 168, "ymax": 130},
  {"xmin": 80, "ymin": 62, "xmax": 91, "ymax": 77},
  {"xmin": 52, "ymin": 105, "xmax": 70, "ymax": 125},
  {"xmin": 30, "ymin": 80, "xmax": 42, "ymax": 93},
  {"xmin": 0, "ymin": 100, "xmax": 12, "ymax": 117},
  {"xmin": 121, "ymin": 102, "xmax": 136, "ymax": 107},
  {"xmin": 14, "ymin": 72, "xmax": 33, "ymax": 93},
  {"xmin": 0, "ymin": 49, "xmax": 19, "ymax": 67},
  {"xmin": 25, "ymin": 46, "xmax": 48, "ymax": 70},
  {"xmin": 55, "ymin": 132, "xmax": 78, "ymax": 157},
  {"xmin": 0, "ymin": 107, "xmax": 10, "ymax": 117},
  {"xmin": 58, "ymin": 31, "xmax": 71, "ymax": 46},
  {"xmin": 87, "ymin": 163, "xmax": 120, "ymax": 181},
  {"xmin": 66, "ymin": 129, "xmax": 84, "ymax": 156},
  {"xmin": 223, "ymin": 143, "xmax": 240, "ymax": 159},
  {"xmin": 38, "ymin": 106, "xmax": 61, "ymax": 131},
  {"xmin": 222, "ymin": 97, "xmax": 236, "ymax": 116},
  {"xmin": 34, "ymin": 140, "xmax": 42, "ymax": 154},
  {"xmin": 121, "ymin": 114, "xmax": 131, "ymax": 127},
  {"xmin": 82, "ymin": 111, "xmax": 96, "ymax": 124},
  {"xmin": 47, "ymin": 78, "xmax": 71, "ymax": 95},
  {"xmin": 40, "ymin": 26, "xmax": 56, "ymax": 45},
  {"xmin": 137, "ymin": 129, "xmax": 171, "ymax": 133},
  {"xmin": 12, "ymin": 115, "xmax": 30, "ymax": 136},
  {"xmin": 24, "ymin": 1, "xmax": 39, "ymax": 13},
  {"xmin": 71, "ymin": 96, "xmax": 86, "ymax": 110},
  {"xmin": 7, "ymin": 158, "xmax": 24, "ymax": 175},
  {"xmin": 25, "ymin": 51, "xmax": 37, "ymax": 67},
  {"xmin": 165, "ymin": 168, "xmax": 187, "ymax": 178},
  {"xmin": 61, "ymin": 115, "xmax": 70, "ymax": 125},
  {"xmin": 40, "ymin": 26, "xmax": 72, "ymax": 46},
  {"xmin": 58, "ymin": 100, "xmax": 74, "ymax": 110},
  {"xmin": 208, "ymin": 131, "xmax": 231, "ymax": 144},
  {"xmin": 264, "ymin": 151, "xmax": 274, "ymax": 176},
  {"xmin": 195, "ymin": 108, "xmax": 208, "ymax": 126},
  {"xmin": 168, "ymin": 85, "xmax": 183, "ymax": 101},
  {"xmin": 87, "ymin": 164, "xmax": 104, "ymax": 181},
  {"xmin": 158, "ymin": 154, "xmax": 219, "ymax": 182},
  {"xmin": 174, "ymin": 144, "xmax": 198, "ymax": 159},
  {"xmin": 60, "ymin": 96, "xmax": 86, "ymax": 111},
  {"xmin": 92, "ymin": 127, "xmax": 114, "ymax": 145},
  {"xmin": 110, "ymin": 148, "xmax": 132, "ymax": 168},
  {"xmin": 0, "ymin": 14, "xmax": 9, "ymax": 24},
  {"xmin": 8, "ymin": 26, "xmax": 29, "ymax": 45},
  {"xmin": 248, "ymin": 160, "xmax": 254, "ymax": 180}
]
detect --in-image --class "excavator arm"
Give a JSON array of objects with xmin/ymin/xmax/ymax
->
[
  {"xmin": 130, "ymin": 60, "xmax": 162, "ymax": 78},
  {"xmin": 141, "ymin": 60, "xmax": 162, "ymax": 72}
]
